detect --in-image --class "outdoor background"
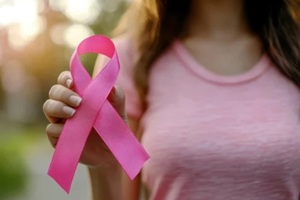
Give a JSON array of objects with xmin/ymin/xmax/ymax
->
[{"xmin": 0, "ymin": 0, "xmax": 130, "ymax": 199}]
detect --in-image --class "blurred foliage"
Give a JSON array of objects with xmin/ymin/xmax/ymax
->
[
  {"xmin": 0, "ymin": 125, "xmax": 57, "ymax": 198},
  {"xmin": 0, "ymin": 134, "xmax": 29, "ymax": 198},
  {"xmin": 0, "ymin": 126, "xmax": 42, "ymax": 196}
]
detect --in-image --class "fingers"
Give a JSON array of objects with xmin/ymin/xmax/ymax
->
[
  {"xmin": 44, "ymin": 71, "xmax": 82, "ymax": 123},
  {"xmin": 57, "ymin": 71, "xmax": 73, "ymax": 88},
  {"xmin": 43, "ymin": 99, "xmax": 76, "ymax": 123},
  {"xmin": 46, "ymin": 123, "xmax": 63, "ymax": 148},
  {"xmin": 49, "ymin": 84, "xmax": 82, "ymax": 107}
]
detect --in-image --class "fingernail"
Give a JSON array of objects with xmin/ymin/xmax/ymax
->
[
  {"xmin": 66, "ymin": 79, "xmax": 72, "ymax": 88},
  {"xmin": 63, "ymin": 106, "xmax": 76, "ymax": 116},
  {"xmin": 69, "ymin": 95, "xmax": 82, "ymax": 106}
]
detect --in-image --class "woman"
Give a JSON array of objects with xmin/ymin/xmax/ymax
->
[{"xmin": 43, "ymin": 0, "xmax": 300, "ymax": 199}]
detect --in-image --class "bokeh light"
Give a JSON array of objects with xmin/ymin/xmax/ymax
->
[
  {"xmin": 63, "ymin": 24, "xmax": 94, "ymax": 48},
  {"xmin": 0, "ymin": 0, "xmax": 38, "ymax": 26},
  {"xmin": 49, "ymin": 0, "xmax": 101, "ymax": 24},
  {"xmin": 0, "ymin": 0, "xmax": 43, "ymax": 49}
]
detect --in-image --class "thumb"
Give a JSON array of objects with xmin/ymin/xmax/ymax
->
[{"xmin": 108, "ymin": 85, "xmax": 127, "ymax": 122}]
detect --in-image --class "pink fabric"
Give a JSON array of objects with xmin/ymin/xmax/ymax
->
[{"xmin": 113, "ymin": 36, "xmax": 300, "ymax": 200}]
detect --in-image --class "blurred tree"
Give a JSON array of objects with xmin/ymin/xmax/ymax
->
[{"xmin": 0, "ymin": 136, "xmax": 28, "ymax": 198}]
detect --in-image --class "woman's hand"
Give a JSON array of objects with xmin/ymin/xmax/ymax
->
[{"xmin": 43, "ymin": 71, "xmax": 127, "ymax": 168}]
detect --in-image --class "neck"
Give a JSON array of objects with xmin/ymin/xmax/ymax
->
[{"xmin": 187, "ymin": 0, "xmax": 252, "ymax": 41}]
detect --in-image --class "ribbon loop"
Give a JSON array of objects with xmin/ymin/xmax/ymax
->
[{"xmin": 48, "ymin": 35, "xmax": 149, "ymax": 193}]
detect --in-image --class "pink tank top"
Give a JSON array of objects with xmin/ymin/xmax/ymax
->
[{"xmin": 114, "ymin": 36, "xmax": 300, "ymax": 200}]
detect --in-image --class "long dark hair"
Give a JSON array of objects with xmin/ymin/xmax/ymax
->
[{"xmin": 119, "ymin": 0, "xmax": 300, "ymax": 110}]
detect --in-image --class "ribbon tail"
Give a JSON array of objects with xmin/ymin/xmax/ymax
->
[
  {"xmin": 48, "ymin": 110, "xmax": 94, "ymax": 193},
  {"xmin": 94, "ymin": 101, "xmax": 150, "ymax": 179}
]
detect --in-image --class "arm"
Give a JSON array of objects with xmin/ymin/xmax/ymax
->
[
  {"xmin": 88, "ymin": 118, "xmax": 141, "ymax": 200},
  {"xmin": 88, "ymin": 56, "xmax": 142, "ymax": 200}
]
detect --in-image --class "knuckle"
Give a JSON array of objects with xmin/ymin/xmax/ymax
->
[
  {"xmin": 62, "ymin": 70, "xmax": 71, "ymax": 77},
  {"xmin": 46, "ymin": 124, "xmax": 53, "ymax": 135},
  {"xmin": 49, "ymin": 85, "xmax": 58, "ymax": 98},
  {"xmin": 52, "ymin": 103, "xmax": 63, "ymax": 116},
  {"xmin": 58, "ymin": 71, "xmax": 68, "ymax": 82},
  {"xmin": 46, "ymin": 123, "xmax": 62, "ymax": 137},
  {"xmin": 43, "ymin": 100, "xmax": 51, "ymax": 112},
  {"xmin": 49, "ymin": 85, "xmax": 65, "ymax": 100},
  {"xmin": 44, "ymin": 100, "xmax": 64, "ymax": 116},
  {"xmin": 58, "ymin": 71, "xmax": 71, "ymax": 84},
  {"xmin": 46, "ymin": 124, "xmax": 61, "ymax": 149}
]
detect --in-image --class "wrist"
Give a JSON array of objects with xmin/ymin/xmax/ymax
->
[{"xmin": 88, "ymin": 165, "xmax": 122, "ymax": 200}]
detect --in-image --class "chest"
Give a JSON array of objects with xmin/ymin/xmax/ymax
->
[{"xmin": 141, "ymin": 64, "xmax": 300, "ymax": 187}]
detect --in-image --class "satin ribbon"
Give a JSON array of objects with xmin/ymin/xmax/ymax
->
[{"xmin": 48, "ymin": 35, "xmax": 150, "ymax": 193}]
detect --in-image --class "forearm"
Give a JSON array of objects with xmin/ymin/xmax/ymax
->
[
  {"xmin": 88, "ymin": 165, "xmax": 122, "ymax": 200},
  {"xmin": 86, "ymin": 104, "xmax": 141, "ymax": 200}
]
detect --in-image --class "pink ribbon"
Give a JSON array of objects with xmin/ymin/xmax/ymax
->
[{"xmin": 48, "ymin": 35, "xmax": 149, "ymax": 193}]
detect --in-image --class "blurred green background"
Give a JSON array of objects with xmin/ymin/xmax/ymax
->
[{"xmin": 0, "ymin": 0, "xmax": 129, "ymax": 199}]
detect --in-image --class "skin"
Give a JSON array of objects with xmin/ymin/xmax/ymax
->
[{"xmin": 43, "ymin": 0, "xmax": 263, "ymax": 199}]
